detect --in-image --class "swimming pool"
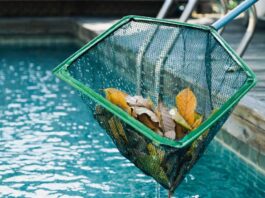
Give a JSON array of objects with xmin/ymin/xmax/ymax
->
[{"xmin": 0, "ymin": 36, "xmax": 264, "ymax": 197}]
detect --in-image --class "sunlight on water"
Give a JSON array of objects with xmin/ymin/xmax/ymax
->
[{"xmin": 0, "ymin": 37, "xmax": 264, "ymax": 198}]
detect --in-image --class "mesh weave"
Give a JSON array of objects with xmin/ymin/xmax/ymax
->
[{"xmin": 54, "ymin": 17, "xmax": 255, "ymax": 193}]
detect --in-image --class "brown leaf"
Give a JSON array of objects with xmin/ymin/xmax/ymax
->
[
  {"xmin": 108, "ymin": 117, "xmax": 123, "ymax": 146},
  {"xmin": 176, "ymin": 88, "xmax": 197, "ymax": 126},
  {"xmin": 126, "ymin": 95, "xmax": 153, "ymax": 110},
  {"xmin": 157, "ymin": 102, "xmax": 175, "ymax": 133},
  {"xmin": 104, "ymin": 88, "xmax": 132, "ymax": 114},
  {"xmin": 138, "ymin": 114, "xmax": 160, "ymax": 131},
  {"xmin": 175, "ymin": 124, "xmax": 188, "ymax": 140},
  {"xmin": 132, "ymin": 107, "xmax": 160, "ymax": 123},
  {"xmin": 132, "ymin": 106, "xmax": 161, "ymax": 132},
  {"xmin": 164, "ymin": 130, "xmax": 176, "ymax": 140}
]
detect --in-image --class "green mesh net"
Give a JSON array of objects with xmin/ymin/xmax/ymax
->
[{"xmin": 53, "ymin": 16, "xmax": 256, "ymax": 193}]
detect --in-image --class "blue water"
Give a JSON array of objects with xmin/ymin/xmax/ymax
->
[{"xmin": 0, "ymin": 36, "xmax": 264, "ymax": 198}]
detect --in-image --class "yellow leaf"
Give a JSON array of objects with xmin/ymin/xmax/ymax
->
[
  {"xmin": 176, "ymin": 88, "xmax": 197, "ymax": 126},
  {"xmin": 194, "ymin": 112, "xmax": 202, "ymax": 120},
  {"xmin": 192, "ymin": 114, "xmax": 203, "ymax": 129},
  {"xmin": 104, "ymin": 88, "xmax": 131, "ymax": 114}
]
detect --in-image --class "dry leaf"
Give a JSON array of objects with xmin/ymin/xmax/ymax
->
[
  {"xmin": 176, "ymin": 88, "xmax": 197, "ymax": 126},
  {"xmin": 147, "ymin": 143, "xmax": 157, "ymax": 156},
  {"xmin": 133, "ymin": 106, "xmax": 161, "ymax": 132},
  {"xmin": 164, "ymin": 130, "xmax": 176, "ymax": 140},
  {"xmin": 108, "ymin": 117, "xmax": 123, "ymax": 146},
  {"xmin": 147, "ymin": 97, "xmax": 155, "ymax": 110},
  {"xmin": 157, "ymin": 102, "xmax": 175, "ymax": 133},
  {"xmin": 104, "ymin": 88, "xmax": 132, "ymax": 114},
  {"xmin": 147, "ymin": 143, "xmax": 165, "ymax": 163},
  {"xmin": 175, "ymin": 124, "xmax": 188, "ymax": 140},
  {"xmin": 114, "ymin": 117, "xmax": 128, "ymax": 143},
  {"xmin": 132, "ymin": 107, "xmax": 160, "ymax": 123},
  {"xmin": 169, "ymin": 108, "xmax": 192, "ymax": 140},
  {"xmin": 126, "ymin": 95, "xmax": 153, "ymax": 110},
  {"xmin": 192, "ymin": 115, "xmax": 203, "ymax": 129},
  {"xmin": 137, "ymin": 154, "xmax": 169, "ymax": 186},
  {"xmin": 138, "ymin": 114, "xmax": 160, "ymax": 131},
  {"xmin": 169, "ymin": 108, "xmax": 192, "ymax": 130},
  {"xmin": 194, "ymin": 112, "xmax": 201, "ymax": 120}
]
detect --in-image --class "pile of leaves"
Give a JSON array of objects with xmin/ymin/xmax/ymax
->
[
  {"xmin": 104, "ymin": 88, "xmax": 203, "ymax": 140},
  {"xmin": 93, "ymin": 87, "xmax": 209, "ymax": 196}
]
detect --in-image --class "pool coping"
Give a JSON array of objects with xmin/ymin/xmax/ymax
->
[
  {"xmin": 217, "ymin": 96, "xmax": 265, "ymax": 175},
  {"xmin": 1, "ymin": 17, "xmax": 264, "ymax": 175},
  {"xmin": 0, "ymin": 17, "xmax": 97, "ymax": 43}
]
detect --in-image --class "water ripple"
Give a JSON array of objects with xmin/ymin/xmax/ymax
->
[{"xmin": 0, "ymin": 40, "xmax": 264, "ymax": 198}]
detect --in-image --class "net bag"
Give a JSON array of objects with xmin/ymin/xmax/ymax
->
[{"xmin": 53, "ymin": 16, "xmax": 256, "ymax": 193}]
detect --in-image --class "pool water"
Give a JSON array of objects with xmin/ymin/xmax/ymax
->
[{"xmin": 0, "ymin": 36, "xmax": 264, "ymax": 198}]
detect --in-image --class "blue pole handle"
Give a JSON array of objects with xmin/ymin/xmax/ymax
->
[{"xmin": 212, "ymin": 0, "xmax": 258, "ymax": 30}]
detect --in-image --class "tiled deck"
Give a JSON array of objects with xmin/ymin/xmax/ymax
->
[{"xmin": 222, "ymin": 20, "xmax": 265, "ymax": 102}]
